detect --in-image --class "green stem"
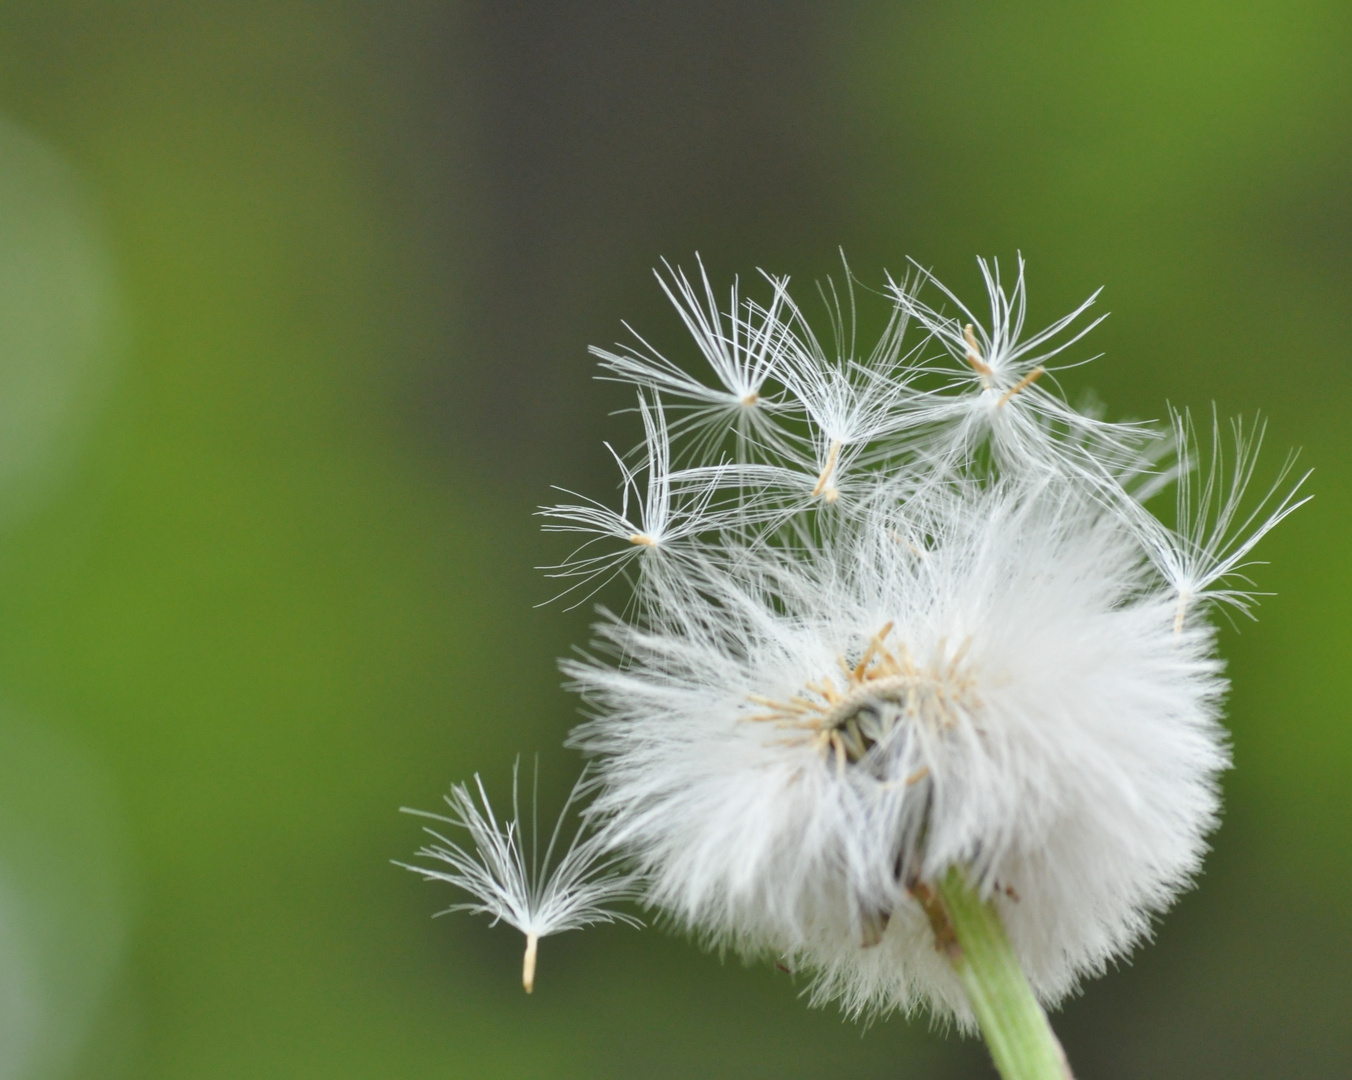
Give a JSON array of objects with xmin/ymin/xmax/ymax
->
[{"xmin": 917, "ymin": 866, "xmax": 1073, "ymax": 1080}]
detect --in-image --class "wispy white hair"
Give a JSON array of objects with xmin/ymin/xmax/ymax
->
[
  {"xmin": 541, "ymin": 255, "xmax": 1302, "ymax": 1022},
  {"xmin": 400, "ymin": 763, "xmax": 641, "ymax": 992}
]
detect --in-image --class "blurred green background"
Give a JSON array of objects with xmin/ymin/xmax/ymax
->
[{"xmin": 0, "ymin": 3, "xmax": 1345, "ymax": 1077}]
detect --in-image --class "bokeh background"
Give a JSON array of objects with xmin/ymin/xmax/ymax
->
[{"xmin": 0, "ymin": 3, "xmax": 1346, "ymax": 1077}]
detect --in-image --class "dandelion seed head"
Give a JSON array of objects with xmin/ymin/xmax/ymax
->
[{"xmin": 536, "ymin": 254, "xmax": 1302, "ymax": 1022}]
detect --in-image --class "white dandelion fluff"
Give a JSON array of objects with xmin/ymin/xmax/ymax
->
[
  {"xmin": 1142, "ymin": 407, "xmax": 1310, "ymax": 631},
  {"xmin": 400, "ymin": 763, "xmax": 641, "ymax": 992},
  {"xmin": 537, "ymin": 394, "xmax": 732, "ymax": 606},
  {"xmin": 893, "ymin": 255, "xmax": 1154, "ymax": 476},
  {"xmin": 406, "ymin": 253, "xmax": 1303, "ymax": 1071},
  {"xmin": 766, "ymin": 269, "xmax": 929, "ymax": 507},
  {"xmin": 592, "ymin": 257, "xmax": 797, "ymax": 462},
  {"xmin": 545, "ymin": 255, "xmax": 1303, "ymax": 1026}
]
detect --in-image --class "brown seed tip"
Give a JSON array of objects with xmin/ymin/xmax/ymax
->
[
  {"xmin": 522, "ymin": 931, "xmax": 538, "ymax": 994},
  {"xmin": 964, "ymin": 324, "xmax": 994, "ymax": 378}
]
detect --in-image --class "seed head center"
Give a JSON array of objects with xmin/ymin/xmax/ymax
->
[{"xmin": 747, "ymin": 623, "xmax": 980, "ymax": 770}]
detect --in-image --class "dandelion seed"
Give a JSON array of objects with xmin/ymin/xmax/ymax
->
[
  {"xmin": 537, "ymin": 395, "xmax": 733, "ymax": 605},
  {"xmin": 1139, "ymin": 406, "xmax": 1310, "ymax": 630},
  {"xmin": 592, "ymin": 256, "xmax": 798, "ymax": 462},
  {"xmin": 893, "ymin": 255, "xmax": 1154, "ymax": 475},
  {"xmin": 399, "ymin": 763, "xmax": 641, "ymax": 993},
  {"xmin": 769, "ymin": 265, "xmax": 933, "ymax": 505}
]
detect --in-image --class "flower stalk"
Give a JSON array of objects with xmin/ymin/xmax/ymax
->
[{"xmin": 926, "ymin": 866, "xmax": 1073, "ymax": 1080}]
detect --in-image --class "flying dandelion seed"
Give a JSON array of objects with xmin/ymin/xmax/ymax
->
[{"xmin": 399, "ymin": 763, "xmax": 641, "ymax": 993}]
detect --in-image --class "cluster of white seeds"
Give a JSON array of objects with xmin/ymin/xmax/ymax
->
[
  {"xmin": 540, "ymin": 256, "xmax": 1305, "ymax": 1021},
  {"xmin": 406, "ymin": 255, "xmax": 1304, "ymax": 1022}
]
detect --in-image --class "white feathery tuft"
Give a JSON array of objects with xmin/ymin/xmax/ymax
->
[
  {"xmin": 1144, "ymin": 406, "xmax": 1310, "ymax": 629},
  {"xmin": 591, "ymin": 256, "xmax": 798, "ymax": 463},
  {"xmin": 536, "ymin": 394, "xmax": 738, "ymax": 607},
  {"xmin": 539, "ymin": 255, "xmax": 1304, "ymax": 1023},
  {"xmin": 400, "ymin": 762, "xmax": 641, "ymax": 993},
  {"xmin": 891, "ymin": 255, "xmax": 1156, "ymax": 476}
]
